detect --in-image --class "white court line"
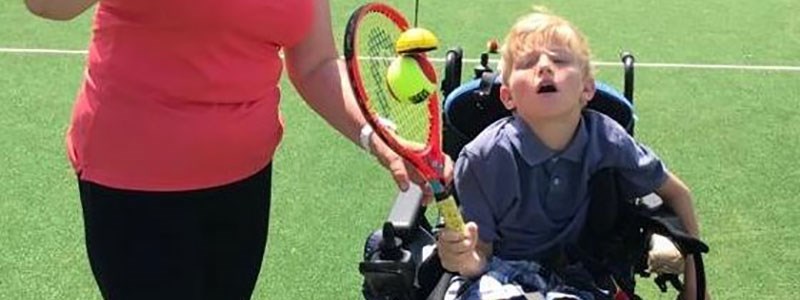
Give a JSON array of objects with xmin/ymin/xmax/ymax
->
[
  {"xmin": 458, "ymin": 57, "xmax": 800, "ymax": 72},
  {"xmin": 3, "ymin": 47, "xmax": 800, "ymax": 72},
  {"xmin": 0, "ymin": 47, "xmax": 88, "ymax": 55}
]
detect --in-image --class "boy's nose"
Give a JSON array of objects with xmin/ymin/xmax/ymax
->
[
  {"xmin": 537, "ymin": 65, "xmax": 553, "ymax": 76},
  {"xmin": 535, "ymin": 55, "xmax": 554, "ymax": 76}
]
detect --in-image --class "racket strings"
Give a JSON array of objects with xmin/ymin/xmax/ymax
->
[
  {"xmin": 364, "ymin": 26, "xmax": 395, "ymax": 118},
  {"xmin": 358, "ymin": 14, "xmax": 432, "ymax": 146}
]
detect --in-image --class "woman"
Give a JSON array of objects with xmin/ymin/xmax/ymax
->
[{"xmin": 25, "ymin": 0, "xmax": 424, "ymax": 298}]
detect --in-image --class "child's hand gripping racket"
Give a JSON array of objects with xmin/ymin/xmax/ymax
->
[{"xmin": 344, "ymin": 2, "xmax": 465, "ymax": 233}]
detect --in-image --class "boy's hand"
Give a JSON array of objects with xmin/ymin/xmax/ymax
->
[
  {"xmin": 436, "ymin": 222, "xmax": 485, "ymax": 277},
  {"xmin": 647, "ymin": 233, "xmax": 684, "ymax": 274}
]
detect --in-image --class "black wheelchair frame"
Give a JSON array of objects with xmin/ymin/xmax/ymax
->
[{"xmin": 359, "ymin": 48, "xmax": 708, "ymax": 300}]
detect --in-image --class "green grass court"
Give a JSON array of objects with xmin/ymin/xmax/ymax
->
[{"xmin": 2, "ymin": 0, "xmax": 799, "ymax": 299}]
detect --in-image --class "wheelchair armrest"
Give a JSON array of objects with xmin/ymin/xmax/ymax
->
[
  {"xmin": 637, "ymin": 194, "xmax": 709, "ymax": 254},
  {"xmin": 362, "ymin": 183, "xmax": 447, "ymax": 300},
  {"xmin": 425, "ymin": 271, "xmax": 454, "ymax": 300},
  {"xmin": 387, "ymin": 183, "xmax": 424, "ymax": 237},
  {"xmin": 635, "ymin": 193, "xmax": 710, "ymax": 300}
]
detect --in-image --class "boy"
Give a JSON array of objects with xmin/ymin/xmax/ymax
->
[{"xmin": 437, "ymin": 8, "xmax": 703, "ymax": 300}]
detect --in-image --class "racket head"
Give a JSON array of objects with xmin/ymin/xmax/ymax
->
[{"xmin": 344, "ymin": 3, "xmax": 445, "ymax": 184}]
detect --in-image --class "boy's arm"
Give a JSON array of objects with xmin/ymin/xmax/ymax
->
[
  {"xmin": 655, "ymin": 171, "xmax": 699, "ymax": 237},
  {"xmin": 25, "ymin": 0, "xmax": 98, "ymax": 20},
  {"xmin": 655, "ymin": 171, "xmax": 709, "ymax": 300}
]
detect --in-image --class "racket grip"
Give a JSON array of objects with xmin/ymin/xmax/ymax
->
[{"xmin": 437, "ymin": 196, "xmax": 466, "ymax": 233}]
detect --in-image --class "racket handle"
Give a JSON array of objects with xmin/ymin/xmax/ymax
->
[{"xmin": 437, "ymin": 196, "xmax": 466, "ymax": 233}]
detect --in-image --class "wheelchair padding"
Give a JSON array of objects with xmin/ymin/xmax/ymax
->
[
  {"xmin": 579, "ymin": 169, "xmax": 709, "ymax": 299},
  {"xmin": 443, "ymin": 73, "xmax": 635, "ymax": 145},
  {"xmin": 443, "ymin": 74, "xmax": 507, "ymax": 141},
  {"xmin": 590, "ymin": 81, "xmax": 635, "ymax": 134}
]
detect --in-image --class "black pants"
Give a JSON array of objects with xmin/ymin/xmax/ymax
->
[{"xmin": 78, "ymin": 165, "xmax": 272, "ymax": 300}]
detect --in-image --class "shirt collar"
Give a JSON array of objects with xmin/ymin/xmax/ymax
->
[{"xmin": 506, "ymin": 112, "xmax": 588, "ymax": 166}]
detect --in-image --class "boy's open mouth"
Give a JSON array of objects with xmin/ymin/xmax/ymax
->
[{"xmin": 537, "ymin": 84, "xmax": 558, "ymax": 94}]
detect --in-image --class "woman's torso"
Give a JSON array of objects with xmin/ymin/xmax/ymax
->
[{"xmin": 68, "ymin": 0, "xmax": 314, "ymax": 191}]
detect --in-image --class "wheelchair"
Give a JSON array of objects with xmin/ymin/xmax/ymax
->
[{"xmin": 359, "ymin": 48, "xmax": 709, "ymax": 300}]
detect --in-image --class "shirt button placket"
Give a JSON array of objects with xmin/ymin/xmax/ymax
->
[{"xmin": 550, "ymin": 157, "xmax": 561, "ymax": 188}]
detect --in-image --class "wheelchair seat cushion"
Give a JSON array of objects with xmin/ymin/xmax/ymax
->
[{"xmin": 443, "ymin": 257, "xmax": 609, "ymax": 300}]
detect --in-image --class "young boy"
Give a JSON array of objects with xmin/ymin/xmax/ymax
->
[{"xmin": 437, "ymin": 8, "xmax": 703, "ymax": 300}]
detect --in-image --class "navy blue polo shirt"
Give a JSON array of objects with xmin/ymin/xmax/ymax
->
[{"xmin": 454, "ymin": 110, "xmax": 667, "ymax": 261}]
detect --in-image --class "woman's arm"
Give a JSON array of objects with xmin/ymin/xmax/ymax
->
[
  {"xmin": 24, "ymin": 0, "xmax": 98, "ymax": 21},
  {"xmin": 283, "ymin": 0, "xmax": 415, "ymax": 190},
  {"xmin": 283, "ymin": 0, "xmax": 363, "ymax": 150}
]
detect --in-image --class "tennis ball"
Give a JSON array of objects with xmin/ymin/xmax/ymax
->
[
  {"xmin": 486, "ymin": 38, "xmax": 499, "ymax": 53},
  {"xmin": 386, "ymin": 55, "xmax": 437, "ymax": 104},
  {"xmin": 395, "ymin": 27, "xmax": 439, "ymax": 54}
]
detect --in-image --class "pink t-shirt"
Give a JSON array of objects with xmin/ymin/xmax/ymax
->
[{"xmin": 67, "ymin": 0, "xmax": 314, "ymax": 191}]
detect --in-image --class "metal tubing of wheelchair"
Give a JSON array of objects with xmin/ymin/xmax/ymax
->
[
  {"xmin": 442, "ymin": 48, "xmax": 463, "ymax": 98},
  {"xmin": 695, "ymin": 254, "xmax": 707, "ymax": 300},
  {"xmin": 620, "ymin": 52, "xmax": 635, "ymax": 103},
  {"xmin": 387, "ymin": 183, "xmax": 424, "ymax": 232}
]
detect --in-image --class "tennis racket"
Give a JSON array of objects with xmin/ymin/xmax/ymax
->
[{"xmin": 344, "ymin": 2, "xmax": 465, "ymax": 233}]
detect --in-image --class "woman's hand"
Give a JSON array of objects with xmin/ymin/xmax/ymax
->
[{"xmin": 368, "ymin": 133, "xmax": 454, "ymax": 206}]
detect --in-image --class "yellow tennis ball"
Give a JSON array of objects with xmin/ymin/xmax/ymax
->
[
  {"xmin": 395, "ymin": 27, "xmax": 439, "ymax": 54},
  {"xmin": 386, "ymin": 55, "xmax": 436, "ymax": 104}
]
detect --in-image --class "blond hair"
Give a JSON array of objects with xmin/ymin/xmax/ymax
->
[{"xmin": 499, "ymin": 7, "xmax": 594, "ymax": 85}]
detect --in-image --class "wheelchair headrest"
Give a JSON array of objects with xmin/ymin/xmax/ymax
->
[{"xmin": 443, "ymin": 73, "xmax": 635, "ymax": 142}]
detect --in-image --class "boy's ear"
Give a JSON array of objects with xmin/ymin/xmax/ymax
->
[
  {"xmin": 581, "ymin": 78, "xmax": 596, "ymax": 105},
  {"xmin": 499, "ymin": 85, "xmax": 516, "ymax": 110}
]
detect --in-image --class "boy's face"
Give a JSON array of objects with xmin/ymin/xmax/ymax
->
[{"xmin": 500, "ymin": 45, "xmax": 595, "ymax": 123}]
